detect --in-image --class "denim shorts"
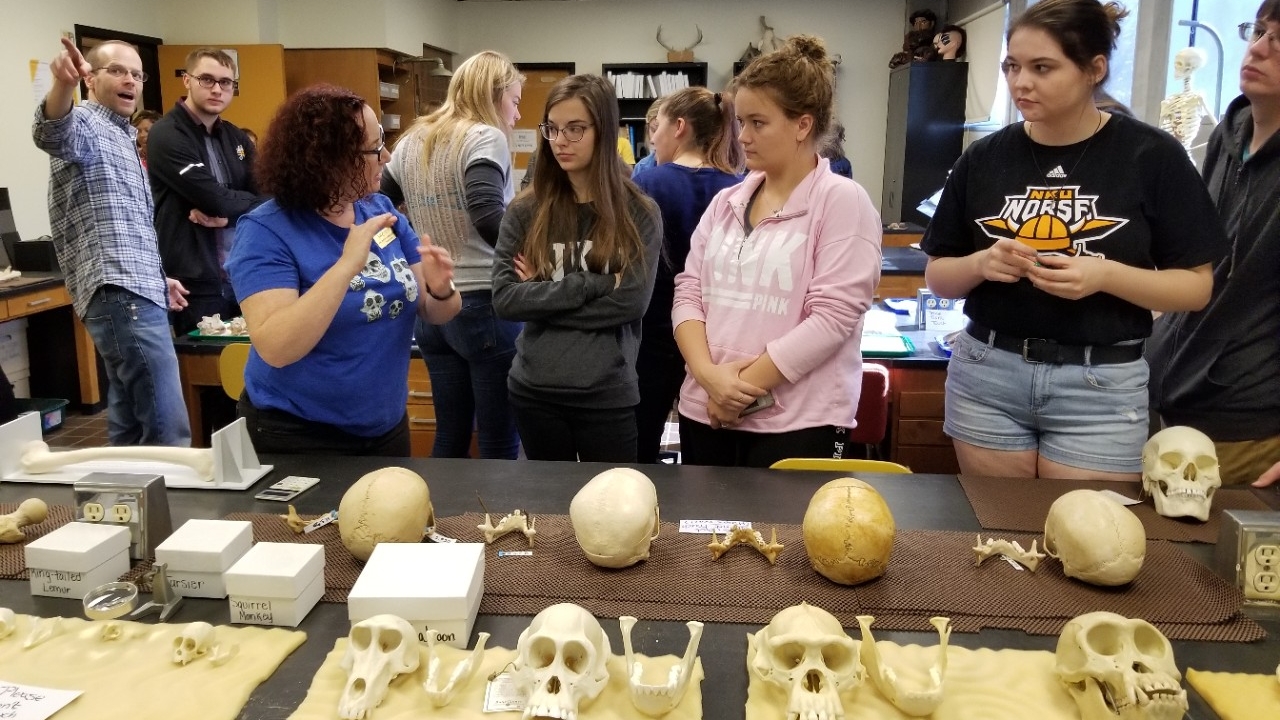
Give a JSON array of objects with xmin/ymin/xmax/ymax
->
[{"xmin": 943, "ymin": 330, "xmax": 1149, "ymax": 473}]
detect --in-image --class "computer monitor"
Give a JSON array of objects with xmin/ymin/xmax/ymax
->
[{"xmin": 0, "ymin": 188, "xmax": 14, "ymax": 268}]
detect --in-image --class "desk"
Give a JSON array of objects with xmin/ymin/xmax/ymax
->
[
  {"xmin": 877, "ymin": 245, "xmax": 927, "ymax": 299},
  {"xmin": 0, "ymin": 460, "xmax": 1274, "ymax": 720},
  {"xmin": 0, "ymin": 273, "xmax": 99, "ymax": 410}
]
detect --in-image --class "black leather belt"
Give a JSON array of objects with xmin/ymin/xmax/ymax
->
[{"xmin": 966, "ymin": 322, "xmax": 1144, "ymax": 365}]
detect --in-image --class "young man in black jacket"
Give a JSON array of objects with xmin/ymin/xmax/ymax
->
[
  {"xmin": 147, "ymin": 47, "xmax": 263, "ymax": 334},
  {"xmin": 1148, "ymin": 0, "xmax": 1280, "ymax": 486}
]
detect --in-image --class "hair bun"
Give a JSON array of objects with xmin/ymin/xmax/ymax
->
[{"xmin": 788, "ymin": 34, "xmax": 829, "ymax": 64}]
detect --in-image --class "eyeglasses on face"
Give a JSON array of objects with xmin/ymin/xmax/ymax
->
[
  {"xmin": 360, "ymin": 126, "xmax": 387, "ymax": 157},
  {"xmin": 189, "ymin": 73, "xmax": 235, "ymax": 91},
  {"xmin": 539, "ymin": 123, "xmax": 591, "ymax": 142},
  {"xmin": 1239, "ymin": 21, "xmax": 1280, "ymax": 52},
  {"xmin": 93, "ymin": 64, "xmax": 148, "ymax": 83}
]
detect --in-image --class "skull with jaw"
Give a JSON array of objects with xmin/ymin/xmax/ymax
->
[
  {"xmin": 172, "ymin": 621, "xmax": 214, "ymax": 665},
  {"xmin": 1141, "ymin": 426, "xmax": 1221, "ymax": 522},
  {"xmin": 619, "ymin": 616, "xmax": 704, "ymax": 716},
  {"xmin": 750, "ymin": 602, "xmax": 863, "ymax": 720},
  {"xmin": 512, "ymin": 603, "xmax": 611, "ymax": 720},
  {"xmin": 1055, "ymin": 611, "xmax": 1187, "ymax": 720},
  {"xmin": 338, "ymin": 615, "xmax": 420, "ymax": 720}
]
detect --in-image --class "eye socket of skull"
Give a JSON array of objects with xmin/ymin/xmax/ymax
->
[
  {"xmin": 350, "ymin": 625, "xmax": 373, "ymax": 652},
  {"xmin": 1132, "ymin": 623, "xmax": 1171, "ymax": 660},
  {"xmin": 821, "ymin": 642, "xmax": 856, "ymax": 673},
  {"xmin": 1083, "ymin": 624, "xmax": 1126, "ymax": 656},
  {"xmin": 771, "ymin": 640, "xmax": 808, "ymax": 669},
  {"xmin": 1157, "ymin": 452, "xmax": 1183, "ymax": 471},
  {"xmin": 528, "ymin": 636, "xmax": 559, "ymax": 669},
  {"xmin": 563, "ymin": 641, "xmax": 593, "ymax": 674},
  {"xmin": 184, "ymin": 637, "xmax": 198, "ymax": 651},
  {"xmin": 172, "ymin": 636, "xmax": 185, "ymax": 649},
  {"xmin": 378, "ymin": 628, "xmax": 406, "ymax": 652}
]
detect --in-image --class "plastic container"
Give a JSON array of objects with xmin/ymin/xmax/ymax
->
[{"xmin": 14, "ymin": 397, "xmax": 68, "ymax": 431}]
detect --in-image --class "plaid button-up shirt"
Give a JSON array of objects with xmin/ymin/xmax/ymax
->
[{"xmin": 32, "ymin": 101, "xmax": 168, "ymax": 317}]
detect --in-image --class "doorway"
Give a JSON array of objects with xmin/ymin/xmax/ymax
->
[{"xmin": 513, "ymin": 63, "xmax": 574, "ymax": 175}]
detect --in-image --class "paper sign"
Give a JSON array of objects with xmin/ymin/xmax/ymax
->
[
  {"xmin": 0, "ymin": 682, "xmax": 82, "ymax": 719},
  {"xmin": 512, "ymin": 129, "xmax": 538, "ymax": 153},
  {"xmin": 372, "ymin": 227, "xmax": 396, "ymax": 248},
  {"xmin": 679, "ymin": 519, "xmax": 753, "ymax": 534},
  {"xmin": 483, "ymin": 672, "xmax": 525, "ymax": 712}
]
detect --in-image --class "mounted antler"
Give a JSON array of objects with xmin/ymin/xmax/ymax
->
[{"xmin": 657, "ymin": 25, "xmax": 703, "ymax": 63}]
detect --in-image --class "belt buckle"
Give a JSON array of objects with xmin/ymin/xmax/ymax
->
[{"xmin": 1022, "ymin": 338, "xmax": 1054, "ymax": 364}]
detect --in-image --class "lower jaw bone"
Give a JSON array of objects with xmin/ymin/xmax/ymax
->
[
  {"xmin": 857, "ymin": 615, "xmax": 952, "ymax": 717},
  {"xmin": 423, "ymin": 631, "xmax": 490, "ymax": 707},
  {"xmin": 619, "ymin": 616, "xmax": 704, "ymax": 716}
]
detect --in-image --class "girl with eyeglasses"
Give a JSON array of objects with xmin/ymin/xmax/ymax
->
[
  {"xmin": 632, "ymin": 86, "xmax": 744, "ymax": 463},
  {"xmin": 922, "ymin": 0, "xmax": 1228, "ymax": 481},
  {"xmin": 492, "ymin": 74, "xmax": 662, "ymax": 462},
  {"xmin": 226, "ymin": 84, "xmax": 460, "ymax": 457},
  {"xmin": 672, "ymin": 35, "xmax": 882, "ymax": 468},
  {"xmin": 381, "ymin": 50, "xmax": 525, "ymax": 460}
]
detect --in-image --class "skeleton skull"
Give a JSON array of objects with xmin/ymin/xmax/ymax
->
[
  {"xmin": 1055, "ymin": 612, "xmax": 1187, "ymax": 720},
  {"xmin": 172, "ymin": 621, "xmax": 214, "ymax": 665},
  {"xmin": 750, "ymin": 602, "xmax": 863, "ymax": 720},
  {"xmin": 339, "ymin": 614, "xmax": 421, "ymax": 720},
  {"xmin": 1141, "ymin": 426, "xmax": 1221, "ymax": 522},
  {"xmin": 512, "ymin": 603, "xmax": 611, "ymax": 720},
  {"xmin": 1173, "ymin": 47, "xmax": 1206, "ymax": 79},
  {"xmin": 1044, "ymin": 490, "xmax": 1146, "ymax": 586},
  {"xmin": 569, "ymin": 468, "xmax": 660, "ymax": 569}
]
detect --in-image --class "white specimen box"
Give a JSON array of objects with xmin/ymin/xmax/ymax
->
[
  {"xmin": 347, "ymin": 542, "xmax": 485, "ymax": 649},
  {"xmin": 24, "ymin": 522, "xmax": 131, "ymax": 599},
  {"xmin": 224, "ymin": 542, "xmax": 324, "ymax": 627},
  {"xmin": 154, "ymin": 519, "xmax": 253, "ymax": 598}
]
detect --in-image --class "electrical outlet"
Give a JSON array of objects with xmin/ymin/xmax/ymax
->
[
  {"xmin": 1242, "ymin": 536, "xmax": 1280, "ymax": 601},
  {"xmin": 110, "ymin": 504, "xmax": 132, "ymax": 523},
  {"xmin": 82, "ymin": 503, "xmax": 104, "ymax": 522}
]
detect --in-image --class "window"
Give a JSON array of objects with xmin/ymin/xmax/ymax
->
[{"xmin": 1166, "ymin": 0, "xmax": 1259, "ymax": 118}]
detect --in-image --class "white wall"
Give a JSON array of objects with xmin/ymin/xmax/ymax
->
[{"xmin": 454, "ymin": 0, "xmax": 905, "ymax": 207}]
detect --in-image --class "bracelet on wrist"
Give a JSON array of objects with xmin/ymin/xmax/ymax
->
[{"xmin": 426, "ymin": 279, "xmax": 456, "ymax": 301}]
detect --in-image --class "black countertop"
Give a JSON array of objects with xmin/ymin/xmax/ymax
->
[
  {"xmin": 0, "ymin": 459, "xmax": 1273, "ymax": 719},
  {"xmin": 0, "ymin": 271, "xmax": 62, "ymax": 301}
]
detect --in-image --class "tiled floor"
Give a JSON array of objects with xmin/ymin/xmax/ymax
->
[{"xmin": 43, "ymin": 407, "xmax": 109, "ymax": 449}]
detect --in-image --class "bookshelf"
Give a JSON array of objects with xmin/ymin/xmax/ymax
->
[{"xmin": 601, "ymin": 61, "xmax": 708, "ymax": 160}]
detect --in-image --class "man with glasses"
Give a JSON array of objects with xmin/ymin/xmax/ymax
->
[
  {"xmin": 147, "ymin": 48, "xmax": 262, "ymax": 334},
  {"xmin": 32, "ymin": 37, "xmax": 191, "ymax": 447},
  {"xmin": 1149, "ymin": 0, "xmax": 1280, "ymax": 486}
]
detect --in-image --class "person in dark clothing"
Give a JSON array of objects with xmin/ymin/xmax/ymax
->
[
  {"xmin": 1149, "ymin": 0, "xmax": 1280, "ymax": 486},
  {"xmin": 148, "ymin": 48, "xmax": 263, "ymax": 334}
]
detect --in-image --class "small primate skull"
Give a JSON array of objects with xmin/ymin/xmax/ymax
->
[
  {"xmin": 349, "ymin": 275, "xmax": 367, "ymax": 292},
  {"xmin": 569, "ymin": 467, "xmax": 661, "ymax": 569},
  {"xmin": 0, "ymin": 608, "xmax": 16, "ymax": 640},
  {"xmin": 339, "ymin": 615, "xmax": 420, "ymax": 720},
  {"xmin": 750, "ymin": 602, "xmax": 862, "ymax": 720},
  {"xmin": 362, "ymin": 252, "xmax": 391, "ymax": 282},
  {"xmin": 1044, "ymin": 490, "xmax": 1146, "ymax": 586},
  {"xmin": 390, "ymin": 258, "xmax": 418, "ymax": 302},
  {"xmin": 512, "ymin": 603, "xmax": 611, "ymax": 720},
  {"xmin": 1141, "ymin": 426, "xmax": 1221, "ymax": 522},
  {"xmin": 172, "ymin": 621, "xmax": 214, "ymax": 665},
  {"xmin": 388, "ymin": 299, "xmax": 405, "ymax": 319},
  {"xmin": 1055, "ymin": 612, "xmax": 1187, "ymax": 720},
  {"xmin": 361, "ymin": 289, "xmax": 386, "ymax": 322}
]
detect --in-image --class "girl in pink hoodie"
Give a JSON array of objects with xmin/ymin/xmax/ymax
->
[{"xmin": 673, "ymin": 35, "xmax": 883, "ymax": 467}]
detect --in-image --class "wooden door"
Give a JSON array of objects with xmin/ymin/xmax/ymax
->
[
  {"xmin": 513, "ymin": 64, "xmax": 573, "ymax": 173},
  {"xmin": 158, "ymin": 44, "xmax": 287, "ymax": 138}
]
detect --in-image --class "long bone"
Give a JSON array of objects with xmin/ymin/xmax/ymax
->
[{"xmin": 21, "ymin": 441, "xmax": 215, "ymax": 481}]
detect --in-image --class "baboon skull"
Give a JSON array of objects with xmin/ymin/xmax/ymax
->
[{"xmin": 338, "ymin": 614, "xmax": 420, "ymax": 720}]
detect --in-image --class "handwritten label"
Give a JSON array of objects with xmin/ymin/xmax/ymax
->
[
  {"xmin": 482, "ymin": 673, "xmax": 525, "ymax": 713},
  {"xmin": 410, "ymin": 623, "xmax": 457, "ymax": 645},
  {"xmin": 231, "ymin": 598, "xmax": 274, "ymax": 624},
  {"xmin": 0, "ymin": 682, "xmax": 82, "ymax": 720},
  {"xmin": 679, "ymin": 519, "xmax": 753, "ymax": 535},
  {"xmin": 373, "ymin": 227, "xmax": 396, "ymax": 248},
  {"xmin": 496, "ymin": 550, "xmax": 532, "ymax": 557},
  {"xmin": 169, "ymin": 578, "xmax": 205, "ymax": 591},
  {"xmin": 304, "ymin": 511, "xmax": 338, "ymax": 534},
  {"xmin": 426, "ymin": 529, "xmax": 457, "ymax": 543}
]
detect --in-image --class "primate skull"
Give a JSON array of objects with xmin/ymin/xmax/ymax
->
[
  {"xmin": 338, "ymin": 615, "xmax": 420, "ymax": 720},
  {"xmin": 1054, "ymin": 612, "xmax": 1187, "ymax": 720},
  {"xmin": 172, "ymin": 621, "xmax": 214, "ymax": 665},
  {"xmin": 569, "ymin": 467, "xmax": 661, "ymax": 568},
  {"xmin": 1141, "ymin": 426, "xmax": 1221, "ymax": 522},
  {"xmin": 1044, "ymin": 490, "xmax": 1146, "ymax": 586},
  {"xmin": 512, "ymin": 603, "xmax": 611, "ymax": 720},
  {"xmin": 750, "ymin": 602, "xmax": 862, "ymax": 720}
]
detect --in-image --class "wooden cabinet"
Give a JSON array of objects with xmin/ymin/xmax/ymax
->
[
  {"xmin": 874, "ymin": 274, "xmax": 927, "ymax": 301},
  {"xmin": 284, "ymin": 48, "xmax": 418, "ymax": 146},
  {"xmin": 888, "ymin": 364, "xmax": 960, "ymax": 474},
  {"xmin": 881, "ymin": 62, "xmax": 967, "ymax": 227},
  {"xmin": 407, "ymin": 361, "xmax": 436, "ymax": 457},
  {"xmin": 601, "ymin": 61, "xmax": 708, "ymax": 159}
]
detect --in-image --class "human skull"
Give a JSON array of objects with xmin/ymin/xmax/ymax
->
[
  {"xmin": 569, "ymin": 467, "xmax": 660, "ymax": 569},
  {"xmin": 1054, "ymin": 612, "xmax": 1187, "ymax": 720},
  {"xmin": 339, "ymin": 614, "xmax": 420, "ymax": 720},
  {"xmin": 802, "ymin": 477, "xmax": 895, "ymax": 585},
  {"xmin": 172, "ymin": 621, "xmax": 214, "ymax": 665},
  {"xmin": 1044, "ymin": 490, "xmax": 1145, "ymax": 586},
  {"xmin": 1173, "ymin": 47, "xmax": 1206, "ymax": 79},
  {"xmin": 338, "ymin": 466, "xmax": 434, "ymax": 562},
  {"xmin": 1141, "ymin": 426, "xmax": 1220, "ymax": 522},
  {"xmin": 512, "ymin": 603, "xmax": 611, "ymax": 720},
  {"xmin": 750, "ymin": 602, "xmax": 862, "ymax": 720}
]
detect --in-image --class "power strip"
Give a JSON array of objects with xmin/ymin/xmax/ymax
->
[{"xmin": 1217, "ymin": 509, "xmax": 1280, "ymax": 604}]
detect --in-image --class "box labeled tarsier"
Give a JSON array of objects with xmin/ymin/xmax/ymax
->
[
  {"xmin": 223, "ymin": 542, "xmax": 325, "ymax": 627},
  {"xmin": 154, "ymin": 519, "xmax": 254, "ymax": 599},
  {"xmin": 23, "ymin": 522, "xmax": 131, "ymax": 599},
  {"xmin": 347, "ymin": 542, "xmax": 485, "ymax": 649}
]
